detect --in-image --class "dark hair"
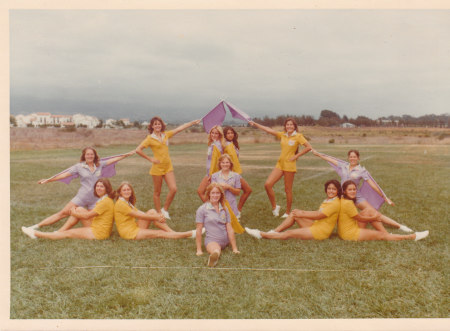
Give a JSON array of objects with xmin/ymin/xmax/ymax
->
[
  {"xmin": 223, "ymin": 126, "xmax": 239, "ymax": 150},
  {"xmin": 347, "ymin": 150, "xmax": 360, "ymax": 158},
  {"xmin": 342, "ymin": 180, "xmax": 357, "ymax": 202},
  {"xmin": 80, "ymin": 147, "xmax": 100, "ymax": 167},
  {"xmin": 284, "ymin": 118, "xmax": 298, "ymax": 132},
  {"xmin": 94, "ymin": 178, "xmax": 116, "ymax": 199},
  {"xmin": 117, "ymin": 181, "xmax": 136, "ymax": 206},
  {"xmin": 147, "ymin": 116, "xmax": 166, "ymax": 134},
  {"xmin": 324, "ymin": 179, "xmax": 342, "ymax": 197}
]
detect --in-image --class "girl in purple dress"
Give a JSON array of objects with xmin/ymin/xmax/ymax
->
[{"xmin": 195, "ymin": 183, "xmax": 240, "ymax": 267}]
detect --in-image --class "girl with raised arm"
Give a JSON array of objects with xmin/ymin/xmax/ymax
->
[
  {"xmin": 245, "ymin": 179, "xmax": 341, "ymax": 240},
  {"xmin": 26, "ymin": 147, "xmax": 134, "ymax": 230},
  {"xmin": 249, "ymin": 118, "xmax": 312, "ymax": 218},
  {"xmin": 114, "ymin": 182, "xmax": 197, "ymax": 241},
  {"xmin": 136, "ymin": 117, "xmax": 201, "ymax": 220},
  {"xmin": 312, "ymin": 149, "xmax": 413, "ymax": 232},
  {"xmin": 22, "ymin": 178, "xmax": 116, "ymax": 240}
]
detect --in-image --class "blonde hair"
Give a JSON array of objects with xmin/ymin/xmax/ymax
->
[
  {"xmin": 207, "ymin": 125, "xmax": 225, "ymax": 148},
  {"xmin": 204, "ymin": 182, "xmax": 226, "ymax": 206},
  {"xmin": 218, "ymin": 153, "xmax": 234, "ymax": 171}
]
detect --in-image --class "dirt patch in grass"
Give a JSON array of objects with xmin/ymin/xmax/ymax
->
[{"xmin": 10, "ymin": 126, "xmax": 449, "ymax": 151}]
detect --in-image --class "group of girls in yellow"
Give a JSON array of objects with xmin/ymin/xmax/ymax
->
[{"xmin": 22, "ymin": 115, "xmax": 429, "ymax": 268}]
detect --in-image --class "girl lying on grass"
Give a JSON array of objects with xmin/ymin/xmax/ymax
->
[
  {"xmin": 22, "ymin": 178, "xmax": 115, "ymax": 240},
  {"xmin": 245, "ymin": 179, "xmax": 341, "ymax": 240},
  {"xmin": 337, "ymin": 180, "xmax": 428, "ymax": 242},
  {"xmin": 196, "ymin": 183, "xmax": 240, "ymax": 267},
  {"xmin": 114, "ymin": 182, "xmax": 198, "ymax": 241}
]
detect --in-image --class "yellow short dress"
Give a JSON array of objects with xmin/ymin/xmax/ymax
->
[
  {"xmin": 224, "ymin": 142, "xmax": 242, "ymax": 174},
  {"xmin": 309, "ymin": 197, "xmax": 340, "ymax": 240},
  {"xmin": 275, "ymin": 131, "xmax": 307, "ymax": 172},
  {"xmin": 90, "ymin": 196, "xmax": 115, "ymax": 240},
  {"xmin": 337, "ymin": 198, "xmax": 360, "ymax": 241},
  {"xmin": 114, "ymin": 197, "xmax": 140, "ymax": 240},
  {"xmin": 138, "ymin": 130, "xmax": 175, "ymax": 176}
]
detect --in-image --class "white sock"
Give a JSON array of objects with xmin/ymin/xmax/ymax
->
[
  {"xmin": 415, "ymin": 230, "xmax": 429, "ymax": 241},
  {"xmin": 399, "ymin": 224, "xmax": 413, "ymax": 232}
]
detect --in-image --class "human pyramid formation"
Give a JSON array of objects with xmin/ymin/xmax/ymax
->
[{"xmin": 21, "ymin": 102, "xmax": 429, "ymax": 267}]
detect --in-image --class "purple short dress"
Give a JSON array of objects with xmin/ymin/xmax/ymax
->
[{"xmin": 196, "ymin": 202, "xmax": 230, "ymax": 249}]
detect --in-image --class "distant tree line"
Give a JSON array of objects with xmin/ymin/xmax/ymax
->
[{"xmin": 251, "ymin": 110, "xmax": 449, "ymax": 128}]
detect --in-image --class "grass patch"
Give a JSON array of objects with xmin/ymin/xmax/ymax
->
[{"xmin": 10, "ymin": 143, "xmax": 450, "ymax": 319}]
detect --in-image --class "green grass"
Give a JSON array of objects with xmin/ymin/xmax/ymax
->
[{"xmin": 10, "ymin": 143, "xmax": 450, "ymax": 319}]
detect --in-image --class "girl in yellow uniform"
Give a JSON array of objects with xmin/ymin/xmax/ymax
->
[
  {"xmin": 245, "ymin": 180, "xmax": 341, "ymax": 240},
  {"xmin": 114, "ymin": 182, "xmax": 197, "ymax": 240},
  {"xmin": 249, "ymin": 118, "xmax": 312, "ymax": 218},
  {"xmin": 22, "ymin": 178, "xmax": 116, "ymax": 240},
  {"xmin": 197, "ymin": 125, "xmax": 226, "ymax": 200},
  {"xmin": 338, "ymin": 180, "xmax": 429, "ymax": 242},
  {"xmin": 136, "ymin": 116, "xmax": 200, "ymax": 220},
  {"xmin": 223, "ymin": 126, "xmax": 252, "ymax": 218}
]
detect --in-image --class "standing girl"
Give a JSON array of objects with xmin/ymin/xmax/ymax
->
[
  {"xmin": 249, "ymin": 118, "xmax": 312, "ymax": 217},
  {"xmin": 195, "ymin": 183, "xmax": 240, "ymax": 267},
  {"xmin": 136, "ymin": 117, "xmax": 200, "ymax": 220},
  {"xmin": 223, "ymin": 126, "xmax": 252, "ymax": 217}
]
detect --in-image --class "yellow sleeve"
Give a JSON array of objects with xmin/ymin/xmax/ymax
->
[
  {"xmin": 93, "ymin": 198, "xmax": 109, "ymax": 216},
  {"xmin": 115, "ymin": 199, "xmax": 132, "ymax": 216},
  {"xmin": 139, "ymin": 135, "xmax": 153, "ymax": 149},
  {"xmin": 320, "ymin": 199, "xmax": 340, "ymax": 217},
  {"xmin": 275, "ymin": 132, "xmax": 283, "ymax": 140},
  {"xmin": 344, "ymin": 199, "xmax": 358, "ymax": 218},
  {"xmin": 297, "ymin": 133, "xmax": 307, "ymax": 145},
  {"xmin": 165, "ymin": 130, "xmax": 175, "ymax": 139}
]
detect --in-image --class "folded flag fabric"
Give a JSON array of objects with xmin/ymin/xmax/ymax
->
[
  {"xmin": 224, "ymin": 101, "xmax": 252, "ymax": 122},
  {"xmin": 322, "ymin": 153, "xmax": 387, "ymax": 210},
  {"xmin": 50, "ymin": 153, "xmax": 127, "ymax": 185},
  {"xmin": 201, "ymin": 101, "xmax": 227, "ymax": 133}
]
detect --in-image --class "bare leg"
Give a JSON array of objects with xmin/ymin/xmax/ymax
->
[
  {"xmin": 237, "ymin": 177, "xmax": 252, "ymax": 212},
  {"xmin": 162, "ymin": 171, "xmax": 177, "ymax": 211},
  {"xmin": 358, "ymin": 228, "xmax": 416, "ymax": 241},
  {"xmin": 37, "ymin": 201, "xmax": 78, "ymax": 228},
  {"xmin": 197, "ymin": 176, "xmax": 210, "ymax": 202},
  {"xmin": 358, "ymin": 207, "xmax": 388, "ymax": 233},
  {"xmin": 135, "ymin": 229, "xmax": 192, "ymax": 240},
  {"xmin": 35, "ymin": 227, "xmax": 96, "ymax": 240},
  {"xmin": 283, "ymin": 171, "xmax": 295, "ymax": 214},
  {"xmin": 261, "ymin": 228, "xmax": 314, "ymax": 240},
  {"xmin": 57, "ymin": 215, "xmax": 81, "ymax": 231},
  {"xmin": 357, "ymin": 201, "xmax": 402, "ymax": 228},
  {"xmin": 206, "ymin": 242, "xmax": 222, "ymax": 267},
  {"xmin": 264, "ymin": 168, "xmax": 284, "ymax": 210},
  {"xmin": 152, "ymin": 175, "xmax": 163, "ymax": 212}
]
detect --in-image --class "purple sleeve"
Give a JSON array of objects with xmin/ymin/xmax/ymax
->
[
  {"xmin": 234, "ymin": 173, "xmax": 241, "ymax": 189},
  {"xmin": 67, "ymin": 163, "xmax": 80, "ymax": 175},
  {"xmin": 224, "ymin": 208, "xmax": 231, "ymax": 223},
  {"xmin": 196, "ymin": 205, "xmax": 205, "ymax": 223},
  {"xmin": 360, "ymin": 167, "xmax": 370, "ymax": 181}
]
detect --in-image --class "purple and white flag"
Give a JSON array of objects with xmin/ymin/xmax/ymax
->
[
  {"xmin": 225, "ymin": 101, "xmax": 252, "ymax": 122},
  {"xmin": 201, "ymin": 101, "xmax": 226, "ymax": 133},
  {"xmin": 323, "ymin": 153, "xmax": 387, "ymax": 210},
  {"xmin": 51, "ymin": 153, "xmax": 126, "ymax": 185}
]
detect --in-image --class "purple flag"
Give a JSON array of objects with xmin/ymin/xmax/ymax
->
[
  {"xmin": 51, "ymin": 153, "xmax": 126, "ymax": 185},
  {"xmin": 225, "ymin": 101, "xmax": 252, "ymax": 122},
  {"xmin": 201, "ymin": 101, "xmax": 226, "ymax": 133},
  {"xmin": 322, "ymin": 153, "xmax": 386, "ymax": 210}
]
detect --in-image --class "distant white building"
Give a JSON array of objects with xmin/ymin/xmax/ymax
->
[
  {"xmin": 341, "ymin": 122, "xmax": 356, "ymax": 128},
  {"xmin": 72, "ymin": 113, "xmax": 100, "ymax": 128},
  {"xmin": 120, "ymin": 118, "xmax": 131, "ymax": 126},
  {"xmin": 105, "ymin": 118, "xmax": 118, "ymax": 128},
  {"xmin": 51, "ymin": 114, "xmax": 72, "ymax": 126}
]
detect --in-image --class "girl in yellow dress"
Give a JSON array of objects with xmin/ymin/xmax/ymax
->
[
  {"xmin": 22, "ymin": 178, "xmax": 116, "ymax": 240},
  {"xmin": 338, "ymin": 180, "xmax": 429, "ymax": 242},
  {"xmin": 249, "ymin": 118, "xmax": 312, "ymax": 218},
  {"xmin": 114, "ymin": 182, "xmax": 197, "ymax": 240},
  {"xmin": 136, "ymin": 116, "xmax": 200, "ymax": 220},
  {"xmin": 197, "ymin": 125, "xmax": 226, "ymax": 200},
  {"xmin": 245, "ymin": 179, "xmax": 341, "ymax": 240},
  {"xmin": 223, "ymin": 126, "xmax": 252, "ymax": 218}
]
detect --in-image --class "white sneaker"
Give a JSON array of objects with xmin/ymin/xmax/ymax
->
[
  {"xmin": 415, "ymin": 230, "xmax": 429, "ymax": 241},
  {"xmin": 272, "ymin": 205, "xmax": 280, "ymax": 217},
  {"xmin": 161, "ymin": 208, "xmax": 171, "ymax": 220},
  {"xmin": 208, "ymin": 251, "xmax": 220, "ymax": 267},
  {"xmin": 190, "ymin": 230, "xmax": 196, "ymax": 239},
  {"xmin": 236, "ymin": 211, "xmax": 241, "ymax": 219},
  {"xmin": 245, "ymin": 227, "xmax": 262, "ymax": 239},
  {"xmin": 29, "ymin": 224, "xmax": 39, "ymax": 230},
  {"xmin": 281, "ymin": 213, "xmax": 289, "ymax": 218},
  {"xmin": 22, "ymin": 226, "xmax": 37, "ymax": 239},
  {"xmin": 268, "ymin": 230, "xmax": 276, "ymax": 233},
  {"xmin": 202, "ymin": 227, "xmax": 206, "ymax": 235},
  {"xmin": 399, "ymin": 224, "xmax": 413, "ymax": 233}
]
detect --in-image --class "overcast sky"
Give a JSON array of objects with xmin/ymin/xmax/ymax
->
[{"xmin": 9, "ymin": 9, "xmax": 450, "ymax": 122}]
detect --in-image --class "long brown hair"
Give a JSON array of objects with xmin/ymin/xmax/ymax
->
[
  {"xmin": 94, "ymin": 178, "xmax": 116, "ymax": 199},
  {"xmin": 342, "ymin": 180, "xmax": 357, "ymax": 202},
  {"xmin": 284, "ymin": 118, "xmax": 298, "ymax": 132},
  {"xmin": 116, "ymin": 181, "xmax": 136, "ymax": 206},
  {"xmin": 223, "ymin": 126, "xmax": 239, "ymax": 150},
  {"xmin": 147, "ymin": 116, "xmax": 166, "ymax": 134},
  {"xmin": 80, "ymin": 147, "xmax": 100, "ymax": 167}
]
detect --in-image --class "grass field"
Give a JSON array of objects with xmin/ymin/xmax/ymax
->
[{"xmin": 10, "ymin": 142, "xmax": 449, "ymax": 319}]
